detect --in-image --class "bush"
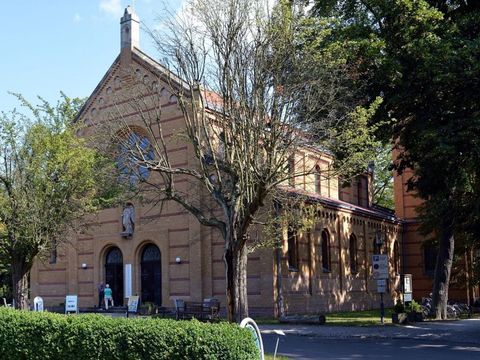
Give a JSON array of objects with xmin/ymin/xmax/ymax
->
[
  {"xmin": 138, "ymin": 301, "xmax": 156, "ymax": 315},
  {"xmin": 393, "ymin": 300, "xmax": 405, "ymax": 314},
  {"xmin": 406, "ymin": 299, "xmax": 422, "ymax": 313},
  {"xmin": 0, "ymin": 308, "xmax": 259, "ymax": 360}
]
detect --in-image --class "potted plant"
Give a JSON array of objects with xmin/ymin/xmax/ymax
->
[
  {"xmin": 406, "ymin": 300, "xmax": 424, "ymax": 322},
  {"xmin": 392, "ymin": 300, "xmax": 408, "ymax": 324},
  {"xmin": 139, "ymin": 301, "xmax": 156, "ymax": 315}
]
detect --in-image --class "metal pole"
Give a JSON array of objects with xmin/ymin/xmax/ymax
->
[
  {"xmin": 380, "ymin": 292, "xmax": 385, "ymax": 325},
  {"xmin": 274, "ymin": 337, "xmax": 280, "ymax": 359}
]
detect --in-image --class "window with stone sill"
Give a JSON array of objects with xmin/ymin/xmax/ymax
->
[
  {"xmin": 287, "ymin": 227, "xmax": 298, "ymax": 271},
  {"xmin": 349, "ymin": 234, "xmax": 358, "ymax": 274},
  {"xmin": 393, "ymin": 241, "xmax": 400, "ymax": 275}
]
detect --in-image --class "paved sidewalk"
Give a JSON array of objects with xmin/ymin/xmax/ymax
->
[{"xmin": 260, "ymin": 318, "xmax": 480, "ymax": 345}]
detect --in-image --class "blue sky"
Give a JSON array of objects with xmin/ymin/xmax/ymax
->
[{"xmin": 1, "ymin": 0, "xmax": 182, "ymax": 112}]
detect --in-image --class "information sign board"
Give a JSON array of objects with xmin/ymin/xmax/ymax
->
[
  {"xmin": 65, "ymin": 295, "xmax": 78, "ymax": 314},
  {"xmin": 127, "ymin": 296, "xmax": 140, "ymax": 313},
  {"xmin": 372, "ymin": 255, "xmax": 388, "ymax": 279},
  {"xmin": 33, "ymin": 296, "xmax": 44, "ymax": 312},
  {"xmin": 404, "ymin": 274, "xmax": 412, "ymax": 293},
  {"xmin": 376, "ymin": 279, "xmax": 387, "ymax": 293}
]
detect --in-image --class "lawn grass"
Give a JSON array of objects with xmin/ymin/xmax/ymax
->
[
  {"xmin": 255, "ymin": 308, "xmax": 395, "ymax": 327},
  {"xmin": 322, "ymin": 308, "xmax": 394, "ymax": 326},
  {"xmin": 265, "ymin": 354, "xmax": 290, "ymax": 360},
  {"xmin": 254, "ymin": 318, "xmax": 281, "ymax": 325}
]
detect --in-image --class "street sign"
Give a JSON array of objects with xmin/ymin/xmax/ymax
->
[
  {"xmin": 403, "ymin": 274, "xmax": 413, "ymax": 303},
  {"xmin": 65, "ymin": 295, "xmax": 78, "ymax": 314},
  {"xmin": 404, "ymin": 274, "xmax": 412, "ymax": 293},
  {"xmin": 376, "ymin": 279, "xmax": 387, "ymax": 293},
  {"xmin": 372, "ymin": 254, "xmax": 388, "ymax": 279}
]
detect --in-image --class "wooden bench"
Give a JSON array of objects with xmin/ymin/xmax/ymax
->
[{"xmin": 174, "ymin": 299, "xmax": 220, "ymax": 321}]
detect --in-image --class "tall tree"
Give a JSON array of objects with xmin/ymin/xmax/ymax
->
[
  {"xmin": 0, "ymin": 94, "xmax": 113, "ymax": 309},
  {"xmin": 310, "ymin": 0, "xmax": 480, "ymax": 318},
  {"xmin": 372, "ymin": 145, "xmax": 394, "ymax": 209},
  {"xmin": 106, "ymin": 0, "xmax": 377, "ymax": 322}
]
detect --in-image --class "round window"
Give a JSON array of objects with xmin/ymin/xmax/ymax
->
[{"xmin": 117, "ymin": 132, "xmax": 154, "ymax": 184}]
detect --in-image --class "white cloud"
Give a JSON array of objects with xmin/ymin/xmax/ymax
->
[
  {"xmin": 99, "ymin": 0, "xmax": 123, "ymax": 18},
  {"xmin": 73, "ymin": 13, "xmax": 82, "ymax": 23}
]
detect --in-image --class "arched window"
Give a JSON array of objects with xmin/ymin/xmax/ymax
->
[
  {"xmin": 142, "ymin": 244, "xmax": 161, "ymax": 262},
  {"xmin": 373, "ymin": 238, "xmax": 379, "ymax": 255},
  {"xmin": 141, "ymin": 244, "xmax": 162, "ymax": 305},
  {"xmin": 116, "ymin": 130, "xmax": 154, "ymax": 184},
  {"xmin": 105, "ymin": 247, "xmax": 124, "ymax": 306},
  {"xmin": 287, "ymin": 226, "xmax": 298, "ymax": 271},
  {"xmin": 349, "ymin": 234, "xmax": 358, "ymax": 274},
  {"xmin": 314, "ymin": 165, "xmax": 321, "ymax": 194},
  {"xmin": 321, "ymin": 230, "xmax": 331, "ymax": 272},
  {"xmin": 393, "ymin": 241, "xmax": 400, "ymax": 274},
  {"xmin": 106, "ymin": 247, "xmax": 123, "ymax": 264}
]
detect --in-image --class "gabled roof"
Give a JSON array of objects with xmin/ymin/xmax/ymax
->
[
  {"xmin": 75, "ymin": 55, "xmax": 119, "ymax": 122},
  {"xmin": 76, "ymin": 46, "xmax": 190, "ymax": 123},
  {"xmin": 279, "ymin": 186, "xmax": 401, "ymax": 224}
]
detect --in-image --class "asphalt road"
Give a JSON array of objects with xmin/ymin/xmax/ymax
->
[{"xmin": 262, "ymin": 334, "xmax": 480, "ymax": 360}]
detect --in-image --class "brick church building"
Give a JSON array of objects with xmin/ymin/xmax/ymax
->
[{"xmin": 30, "ymin": 7, "xmax": 478, "ymax": 316}]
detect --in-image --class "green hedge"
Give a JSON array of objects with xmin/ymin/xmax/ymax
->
[{"xmin": 0, "ymin": 308, "xmax": 259, "ymax": 360}]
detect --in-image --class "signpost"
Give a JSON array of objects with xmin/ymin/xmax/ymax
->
[
  {"xmin": 65, "ymin": 295, "xmax": 78, "ymax": 314},
  {"xmin": 376, "ymin": 279, "xmax": 387, "ymax": 293},
  {"xmin": 372, "ymin": 255, "xmax": 388, "ymax": 279},
  {"xmin": 372, "ymin": 255, "xmax": 389, "ymax": 324}
]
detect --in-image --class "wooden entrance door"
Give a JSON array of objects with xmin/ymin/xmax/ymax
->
[
  {"xmin": 141, "ymin": 244, "xmax": 161, "ymax": 305},
  {"xmin": 105, "ymin": 247, "xmax": 124, "ymax": 306}
]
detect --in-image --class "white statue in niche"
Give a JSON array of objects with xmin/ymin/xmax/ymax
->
[{"xmin": 121, "ymin": 203, "xmax": 135, "ymax": 237}]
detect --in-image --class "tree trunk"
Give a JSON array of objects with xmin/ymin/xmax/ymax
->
[
  {"xmin": 273, "ymin": 201, "xmax": 285, "ymax": 318},
  {"xmin": 275, "ymin": 244, "xmax": 285, "ymax": 318},
  {"xmin": 12, "ymin": 259, "xmax": 30, "ymax": 310},
  {"xmin": 431, "ymin": 225, "xmax": 454, "ymax": 319},
  {"xmin": 225, "ymin": 243, "xmax": 249, "ymax": 323}
]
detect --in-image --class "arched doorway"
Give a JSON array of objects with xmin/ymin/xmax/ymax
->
[
  {"xmin": 105, "ymin": 247, "xmax": 124, "ymax": 306},
  {"xmin": 141, "ymin": 244, "xmax": 161, "ymax": 305}
]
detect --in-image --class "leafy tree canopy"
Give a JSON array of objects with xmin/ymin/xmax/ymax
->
[
  {"xmin": 309, "ymin": 0, "xmax": 480, "ymax": 317},
  {"xmin": 0, "ymin": 93, "xmax": 117, "ymax": 308}
]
